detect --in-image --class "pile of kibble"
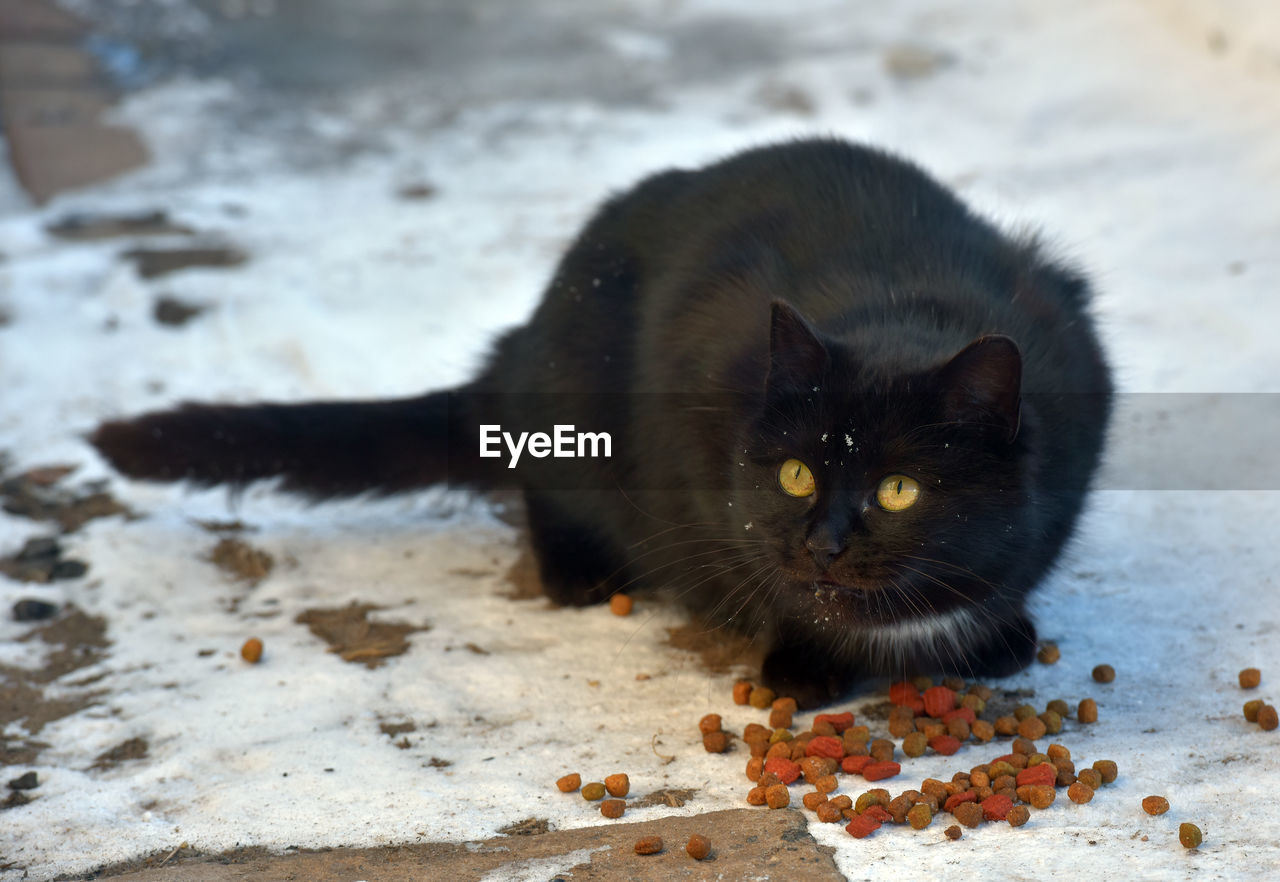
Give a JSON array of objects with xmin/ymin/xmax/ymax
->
[{"xmin": 697, "ymin": 673, "xmax": 1120, "ymax": 841}]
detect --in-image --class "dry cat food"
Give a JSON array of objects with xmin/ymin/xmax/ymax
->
[
  {"xmin": 1091, "ymin": 664, "xmax": 1115, "ymax": 683},
  {"xmin": 240, "ymin": 637, "xmax": 263, "ymax": 663},
  {"xmin": 600, "ymin": 798, "xmax": 625, "ymax": 819},
  {"xmin": 686, "ymin": 833, "xmax": 712, "ymax": 860},
  {"xmin": 1257, "ymin": 705, "xmax": 1278, "ymax": 731},
  {"xmin": 634, "ymin": 835, "xmax": 663, "ymax": 855},
  {"xmin": 555, "ymin": 773, "xmax": 581, "ymax": 793},
  {"xmin": 604, "ymin": 773, "xmax": 630, "ymax": 798},
  {"xmin": 1036, "ymin": 642, "xmax": 1061, "ymax": 664},
  {"xmin": 1141, "ymin": 796, "xmax": 1170, "ymax": 815},
  {"xmin": 609, "ymin": 593, "xmax": 633, "ymax": 616},
  {"xmin": 1178, "ymin": 822, "xmax": 1203, "ymax": 849},
  {"xmin": 581, "ymin": 782, "xmax": 606, "ymax": 801},
  {"xmin": 1238, "ymin": 667, "xmax": 1261, "ymax": 689}
]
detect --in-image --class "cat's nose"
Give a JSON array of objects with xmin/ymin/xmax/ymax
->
[{"xmin": 805, "ymin": 532, "xmax": 847, "ymax": 570}]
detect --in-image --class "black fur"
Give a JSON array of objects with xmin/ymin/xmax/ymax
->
[{"xmin": 92, "ymin": 138, "xmax": 1112, "ymax": 706}]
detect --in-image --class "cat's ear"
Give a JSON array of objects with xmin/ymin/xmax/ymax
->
[
  {"xmin": 767, "ymin": 301, "xmax": 829, "ymax": 391},
  {"xmin": 935, "ymin": 335, "xmax": 1022, "ymax": 442}
]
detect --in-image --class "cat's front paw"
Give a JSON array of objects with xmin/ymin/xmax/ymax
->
[{"xmin": 761, "ymin": 644, "xmax": 859, "ymax": 709}]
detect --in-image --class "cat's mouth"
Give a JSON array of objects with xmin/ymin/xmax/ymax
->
[{"xmin": 811, "ymin": 577, "xmax": 882, "ymax": 595}]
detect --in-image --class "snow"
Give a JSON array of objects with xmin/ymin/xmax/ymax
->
[{"xmin": 2, "ymin": 0, "xmax": 1279, "ymax": 879}]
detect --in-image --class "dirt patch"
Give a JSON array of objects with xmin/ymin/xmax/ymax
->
[
  {"xmin": 498, "ymin": 817, "xmax": 550, "ymax": 836},
  {"xmin": 295, "ymin": 603, "xmax": 428, "ymax": 669},
  {"xmin": 630, "ymin": 788, "xmax": 698, "ymax": 809},
  {"xmin": 396, "ymin": 182, "xmax": 437, "ymax": 200},
  {"xmin": 92, "ymin": 736, "xmax": 149, "ymax": 771},
  {"xmin": 208, "ymin": 538, "xmax": 273, "ymax": 584},
  {"xmin": 663, "ymin": 624, "xmax": 762, "ymax": 676},
  {"xmin": 193, "ymin": 519, "xmax": 256, "ymax": 534},
  {"xmin": 0, "ymin": 462, "xmax": 130, "ymax": 533},
  {"xmin": 88, "ymin": 807, "xmax": 841, "ymax": 881},
  {"xmin": 0, "ymin": 607, "xmax": 110, "ymax": 767},
  {"xmin": 153, "ymin": 295, "xmax": 208, "ymax": 327},
  {"xmin": 378, "ymin": 721, "xmax": 415, "ymax": 738},
  {"xmin": 121, "ymin": 246, "xmax": 247, "ymax": 279},
  {"xmin": 45, "ymin": 210, "xmax": 195, "ymax": 241}
]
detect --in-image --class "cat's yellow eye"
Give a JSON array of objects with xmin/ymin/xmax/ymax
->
[
  {"xmin": 778, "ymin": 458, "xmax": 816, "ymax": 498},
  {"xmin": 876, "ymin": 474, "xmax": 920, "ymax": 512}
]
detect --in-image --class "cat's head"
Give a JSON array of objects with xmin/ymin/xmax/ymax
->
[{"xmin": 733, "ymin": 301, "xmax": 1034, "ymax": 669}]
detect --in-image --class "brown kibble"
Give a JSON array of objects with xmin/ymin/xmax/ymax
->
[
  {"xmin": 994, "ymin": 716, "xmax": 1019, "ymax": 736},
  {"xmin": 1046, "ymin": 698, "xmax": 1070, "ymax": 717},
  {"xmin": 745, "ymin": 757, "xmax": 764, "ymax": 782},
  {"xmin": 1239, "ymin": 667, "xmax": 1261, "ymax": 689},
  {"xmin": 1179, "ymin": 822, "xmax": 1203, "ymax": 849},
  {"xmin": 703, "ymin": 731, "xmax": 730, "ymax": 753},
  {"xmin": 1046, "ymin": 743, "xmax": 1071, "ymax": 761},
  {"xmin": 1017, "ymin": 716, "xmax": 1046, "ymax": 740},
  {"xmin": 1007, "ymin": 805, "xmax": 1030, "ymax": 827},
  {"xmin": 944, "ymin": 824, "xmax": 962, "ymax": 840},
  {"xmin": 907, "ymin": 803, "xmax": 933, "ymax": 829},
  {"xmin": 757, "ymin": 772, "xmax": 781, "ymax": 788},
  {"xmin": 765, "ymin": 783, "xmax": 790, "ymax": 809},
  {"xmin": 1092, "ymin": 760, "xmax": 1118, "ymax": 784},
  {"xmin": 733, "ymin": 680, "xmax": 753, "ymax": 705},
  {"xmin": 1243, "ymin": 699, "xmax": 1264, "ymax": 722},
  {"xmin": 769, "ymin": 708, "xmax": 793, "ymax": 729},
  {"xmin": 601, "ymin": 798, "xmax": 626, "ymax": 819},
  {"xmin": 582, "ymin": 782, "xmax": 606, "ymax": 801},
  {"xmin": 1142, "ymin": 795, "xmax": 1170, "ymax": 815},
  {"xmin": 746, "ymin": 786, "xmax": 767, "ymax": 806},
  {"xmin": 1092, "ymin": 664, "xmax": 1115, "ymax": 683},
  {"xmin": 772, "ymin": 696, "xmax": 799, "ymax": 714},
  {"xmin": 686, "ymin": 834, "xmax": 711, "ymax": 860},
  {"xmin": 604, "ymin": 773, "xmax": 630, "ymax": 798},
  {"xmin": 1016, "ymin": 785, "xmax": 1056, "ymax": 809},
  {"xmin": 953, "ymin": 801, "xmax": 984, "ymax": 828},
  {"xmin": 946, "ymin": 717, "xmax": 970, "ymax": 741},
  {"xmin": 699, "ymin": 713, "xmax": 722, "ymax": 735},
  {"xmin": 1013, "ymin": 704, "xmax": 1037, "ymax": 721},
  {"xmin": 634, "ymin": 835, "xmax": 663, "ymax": 855},
  {"xmin": 1258, "ymin": 704, "xmax": 1279, "ymax": 731},
  {"xmin": 240, "ymin": 637, "xmax": 263, "ymax": 663},
  {"xmin": 1036, "ymin": 642, "xmax": 1060, "ymax": 664},
  {"xmin": 609, "ymin": 593, "xmax": 633, "ymax": 616},
  {"xmin": 1011, "ymin": 737, "xmax": 1036, "ymax": 756},
  {"xmin": 1038, "ymin": 710, "xmax": 1062, "ymax": 735},
  {"xmin": 816, "ymin": 801, "xmax": 844, "ymax": 823},
  {"xmin": 970, "ymin": 719, "xmax": 995, "ymax": 742},
  {"xmin": 814, "ymin": 774, "xmax": 838, "ymax": 794},
  {"xmin": 555, "ymin": 773, "xmax": 581, "ymax": 793},
  {"xmin": 870, "ymin": 739, "xmax": 896, "ymax": 762},
  {"xmin": 1076, "ymin": 768, "xmax": 1101, "ymax": 790},
  {"xmin": 1067, "ymin": 782, "xmax": 1094, "ymax": 804},
  {"xmin": 749, "ymin": 686, "xmax": 776, "ymax": 709},
  {"xmin": 1078, "ymin": 698, "xmax": 1098, "ymax": 724},
  {"xmin": 802, "ymin": 791, "xmax": 828, "ymax": 811},
  {"xmin": 902, "ymin": 731, "xmax": 928, "ymax": 757}
]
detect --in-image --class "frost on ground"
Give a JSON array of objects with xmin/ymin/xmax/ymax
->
[{"xmin": 2, "ymin": 1, "xmax": 1280, "ymax": 879}]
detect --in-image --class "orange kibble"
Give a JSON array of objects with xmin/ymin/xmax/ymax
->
[
  {"xmin": 1239, "ymin": 667, "xmax": 1261, "ymax": 689},
  {"xmin": 685, "ymin": 834, "xmax": 711, "ymax": 860},
  {"xmin": 555, "ymin": 773, "xmax": 581, "ymax": 793},
  {"xmin": 698, "ymin": 713, "xmax": 722, "ymax": 735},
  {"xmin": 604, "ymin": 773, "xmax": 630, "ymax": 798},
  {"xmin": 1142, "ymin": 795, "xmax": 1170, "ymax": 815},
  {"xmin": 240, "ymin": 637, "xmax": 263, "ymax": 663},
  {"xmin": 601, "ymin": 798, "xmax": 625, "ymax": 819},
  {"xmin": 733, "ymin": 680, "xmax": 753, "ymax": 705},
  {"xmin": 609, "ymin": 593, "xmax": 633, "ymax": 615},
  {"xmin": 765, "ymin": 783, "xmax": 790, "ymax": 809},
  {"xmin": 634, "ymin": 835, "xmax": 663, "ymax": 855}
]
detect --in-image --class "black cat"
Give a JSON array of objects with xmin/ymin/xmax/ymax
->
[{"xmin": 92, "ymin": 138, "xmax": 1112, "ymax": 707}]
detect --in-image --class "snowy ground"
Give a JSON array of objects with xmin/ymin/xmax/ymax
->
[{"xmin": 2, "ymin": 0, "xmax": 1279, "ymax": 878}]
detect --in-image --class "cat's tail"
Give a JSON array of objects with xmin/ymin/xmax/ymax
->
[{"xmin": 89, "ymin": 387, "xmax": 494, "ymax": 499}]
